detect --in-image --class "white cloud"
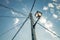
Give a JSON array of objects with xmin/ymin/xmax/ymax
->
[
  {"xmin": 44, "ymin": 21, "xmax": 57, "ymax": 38},
  {"xmin": 53, "ymin": 14, "xmax": 58, "ymax": 19},
  {"xmin": 11, "ymin": 10, "xmax": 15, "ymax": 14},
  {"xmin": 48, "ymin": 3, "xmax": 54, "ymax": 8},
  {"xmin": 14, "ymin": 18, "xmax": 20, "ymax": 25},
  {"xmin": 56, "ymin": 4, "xmax": 60, "ymax": 9},
  {"xmin": 13, "ymin": 18, "xmax": 20, "ymax": 30},
  {"xmin": 39, "ymin": 16, "xmax": 57, "ymax": 37},
  {"xmin": 11, "ymin": 10, "xmax": 18, "ymax": 16},
  {"xmin": 39, "ymin": 16, "xmax": 47, "ymax": 24},
  {"xmin": 39, "ymin": 16, "xmax": 53, "ymax": 28},
  {"xmin": 52, "ymin": 12, "xmax": 60, "ymax": 20},
  {"xmin": 44, "ymin": 21, "xmax": 53, "ymax": 29},
  {"xmin": 43, "ymin": 6, "xmax": 48, "ymax": 10},
  {"xmin": 11, "ymin": 10, "xmax": 22, "ymax": 16}
]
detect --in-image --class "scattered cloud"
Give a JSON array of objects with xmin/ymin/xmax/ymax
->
[
  {"xmin": 48, "ymin": 3, "xmax": 54, "ymax": 8},
  {"xmin": 14, "ymin": 18, "xmax": 20, "ymax": 25},
  {"xmin": 53, "ymin": 14, "xmax": 58, "ymax": 19},
  {"xmin": 39, "ymin": 16, "xmax": 53, "ymax": 29},
  {"xmin": 11, "ymin": 10, "xmax": 18, "ymax": 16},
  {"xmin": 43, "ymin": 6, "xmax": 48, "ymax": 11},
  {"xmin": 11, "ymin": 10, "xmax": 15, "ymax": 14},
  {"xmin": 39, "ymin": 16, "xmax": 57, "ymax": 37},
  {"xmin": 44, "ymin": 21, "xmax": 57, "ymax": 38},
  {"xmin": 39, "ymin": 16, "xmax": 47, "ymax": 24},
  {"xmin": 11, "ymin": 10, "xmax": 23, "ymax": 17},
  {"xmin": 44, "ymin": 21, "xmax": 53, "ymax": 29},
  {"xmin": 56, "ymin": 4, "xmax": 60, "ymax": 9},
  {"xmin": 13, "ymin": 18, "xmax": 20, "ymax": 30}
]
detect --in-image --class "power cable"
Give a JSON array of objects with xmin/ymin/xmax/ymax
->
[
  {"xmin": 11, "ymin": 16, "xmax": 29, "ymax": 40},
  {"xmin": 11, "ymin": 0, "xmax": 36, "ymax": 40},
  {"xmin": 0, "ymin": 4, "xmax": 26, "ymax": 16},
  {"xmin": 0, "ymin": 16, "xmax": 25, "ymax": 18},
  {"xmin": 0, "ymin": 23, "xmax": 21, "ymax": 37},
  {"xmin": 30, "ymin": 0, "xmax": 36, "ymax": 13},
  {"xmin": 38, "ymin": 23, "xmax": 60, "ymax": 39},
  {"xmin": 0, "ymin": 16, "xmax": 27, "ymax": 37}
]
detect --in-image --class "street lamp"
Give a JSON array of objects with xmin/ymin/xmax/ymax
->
[
  {"xmin": 30, "ymin": 11, "xmax": 42, "ymax": 40},
  {"xmin": 31, "ymin": 11, "xmax": 42, "ymax": 40},
  {"xmin": 33, "ymin": 11, "xmax": 42, "ymax": 28},
  {"xmin": 35, "ymin": 11, "xmax": 42, "ymax": 18}
]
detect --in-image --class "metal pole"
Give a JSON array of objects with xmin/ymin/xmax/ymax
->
[{"xmin": 30, "ymin": 13, "xmax": 36, "ymax": 40}]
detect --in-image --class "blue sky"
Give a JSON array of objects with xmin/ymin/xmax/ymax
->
[{"xmin": 0, "ymin": 0, "xmax": 60, "ymax": 40}]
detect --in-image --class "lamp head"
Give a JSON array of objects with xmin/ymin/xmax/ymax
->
[{"xmin": 35, "ymin": 11, "xmax": 42, "ymax": 18}]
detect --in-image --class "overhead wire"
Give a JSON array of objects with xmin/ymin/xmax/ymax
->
[
  {"xmin": 30, "ymin": 0, "xmax": 36, "ymax": 13},
  {"xmin": 0, "ymin": 17, "xmax": 26, "ymax": 37},
  {"xmin": 11, "ymin": 15, "xmax": 29, "ymax": 40},
  {"xmin": 0, "ymin": 4, "xmax": 26, "ymax": 16},
  {"xmin": 0, "ymin": 0, "xmax": 36, "ymax": 39},
  {"xmin": 0, "ymin": 3, "xmax": 26, "ymax": 37},
  {"xmin": 37, "ymin": 23, "xmax": 60, "ymax": 39},
  {"xmin": 11, "ymin": 0, "xmax": 36, "ymax": 40},
  {"xmin": 32, "ymin": 16, "xmax": 60, "ymax": 39},
  {"xmin": 0, "ymin": 16, "xmax": 25, "ymax": 18},
  {"xmin": 0, "ymin": 15, "xmax": 29, "ymax": 38},
  {"xmin": 0, "ymin": 23, "xmax": 21, "ymax": 37},
  {"xmin": 0, "ymin": 0, "xmax": 60, "ymax": 40}
]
